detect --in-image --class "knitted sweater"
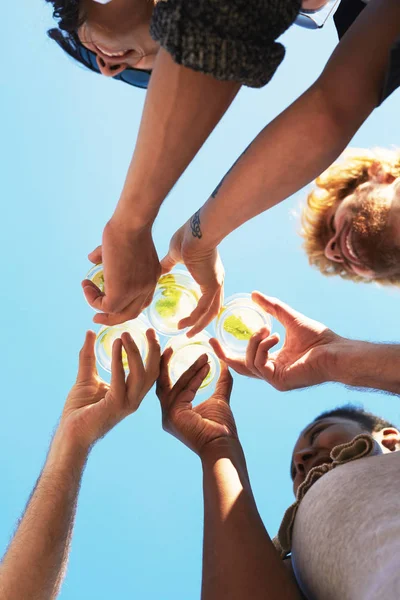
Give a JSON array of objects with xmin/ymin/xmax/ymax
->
[{"xmin": 150, "ymin": 0, "xmax": 301, "ymax": 88}]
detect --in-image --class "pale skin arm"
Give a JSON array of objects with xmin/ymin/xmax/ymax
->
[
  {"xmin": 201, "ymin": 439, "xmax": 303, "ymax": 600},
  {"xmin": 84, "ymin": 48, "xmax": 240, "ymax": 325},
  {"xmin": 0, "ymin": 434, "xmax": 88, "ymax": 600},
  {"xmin": 328, "ymin": 340, "xmax": 400, "ymax": 395},
  {"xmin": 0, "ymin": 330, "xmax": 160, "ymax": 599},
  {"xmin": 114, "ymin": 48, "xmax": 241, "ymax": 229},
  {"xmin": 210, "ymin": 292, "xmax": 400, "ymax": 395}
]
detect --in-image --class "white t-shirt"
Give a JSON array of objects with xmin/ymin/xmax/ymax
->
[{"xmin": 291, "ymin": 451, "xmax": 400, "ymax": 600}]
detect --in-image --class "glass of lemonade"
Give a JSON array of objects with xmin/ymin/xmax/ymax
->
[
  {"xmin": 84, "ymin": 264, "xmax": 104, "ymax": 312},
  {"xmin": 164, "ymin": 332, "xmax": 220, "ymax": 395},
  {"xmin": 214, "ymin": 293, "xmax": 272, "ymax": 358},
  {"xmin": 146, "ymin": 269, "xmax": 201, "ymax": 336},
  {"xmin": 95, "ymin": 315, "xmax": 150, "ymax": 374}
]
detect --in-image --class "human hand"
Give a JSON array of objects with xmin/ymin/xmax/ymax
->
[
  {"xmin": 160, "ymin": 220, "xmax": 224, "ymax": 337},
  {"xmin": 82, "ymin": 216, "xmax": 161, "ymax": 326},
  {"xmin": 59, "ymin": 328, "xmax": 160, "ymax": 450},
  {"xmin": 156, "ymin": 349, "xmax": 237, "ymax": 456},
  {"xmin": 210, "ymin": 292, "xmax": 342, "ymax": 391}
]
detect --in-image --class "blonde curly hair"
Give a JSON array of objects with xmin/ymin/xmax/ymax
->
[{"xmin": 301, "ymin": 148, "xmax": 400, "ymax": 286}]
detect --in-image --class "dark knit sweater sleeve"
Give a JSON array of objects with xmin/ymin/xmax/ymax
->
[{"xmin": 150, "ymin": 0, "xmax": 301, "ymax": 88}]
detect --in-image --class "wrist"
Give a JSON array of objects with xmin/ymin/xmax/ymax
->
[
  {"xmin": 200, "ymin": 437, "xmax": 245, "ymax": 465},
  {"xmin": 200, "ymin": 437, "xmax": 252, "ymax": 493},
  {"xmin": 181, "ymin": 212, "xmax": 219, "ymax": 256},
  {"xmin": 112, "ymin": 198, "xmax": 156, "ymax": 231},
  {"xmin": 47, "ymin": 424, "xmax": 91, "ymax": 472},
  {"xmin": 325, "ymin": 338, "xmax": 375, "ymax": 386}
]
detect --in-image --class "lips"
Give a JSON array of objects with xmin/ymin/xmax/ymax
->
[
  {"xmin": 93, "ymin": 42, "xmax": 132, "ymax": 60},
  {"xmin": 338, "ymin": 225, "xmax": 365, "ymax": 267}
]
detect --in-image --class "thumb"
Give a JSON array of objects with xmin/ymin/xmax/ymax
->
[
  {"xmin": 76, "ymin": 331, "xmax": 97, "ymax": 382},
  {"xmin": 88, "ymin": 245, "xmax": 102, "ymax": 264},
  {"xmin": 160, "ymin": 252, "xmax": 178, "ymax": 274},
  {"xmin": 214, "ymin": 363, "xmax": 233, "ymax": 404},
  {"xmin": 251, "ymin": 292, "xmax": 300, "ymax": 327}
]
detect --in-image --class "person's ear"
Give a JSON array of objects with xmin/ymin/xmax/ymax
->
[
  {"xmin": 379, "ymin": 428, "xmax": 400, "ymax": 452},
  {"xmin": 368, "ymin": 161, "xmax": 396, "ymax": 184}
]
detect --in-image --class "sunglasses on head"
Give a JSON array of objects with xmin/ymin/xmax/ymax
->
[
  {"xmin": 295, "ymin": 0, "xmax": 341, "ymax": 29},
  {"xmin": 76, "ymin": 43, "xmax": 151, "ymax": 89}
]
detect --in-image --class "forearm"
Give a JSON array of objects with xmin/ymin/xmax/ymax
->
[
  {"xmin": 184, "ymin": 0, "xmax": 400, "ymax": 251},
  {"xmin": 0, "ymin": 429, "xmax": 89, "ymax": 600},
  {"xmin": 201, "ymin": 439, "xmax": 301, "ymax": 600},
  {"xmin": 329, "ymin": 339, "xmax": 400, "ymax": 395},
  {"xmin": 194, "ymin": 83, "xmax": 364, "ymax": 249},
  {"xmin": 114, "ymin": 48, "xmax": 240, "ymax": 228}
]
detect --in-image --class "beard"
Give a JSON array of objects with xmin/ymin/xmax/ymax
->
[{"xmin": 350, "ymin": 196, "xmax": 400, "ymax": 278}]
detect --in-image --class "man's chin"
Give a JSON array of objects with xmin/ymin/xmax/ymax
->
[{"xmin": 348, "ymin": 263, "xmax": 376, "ymax": 279}]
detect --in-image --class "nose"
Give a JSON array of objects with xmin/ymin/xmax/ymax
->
[
  {"xmin": 324, "ymin": 233, "xmax": 343, "ymax": 263},
  {"xmin": 96, "ymin": 55, "xmax": 127, "ymax": 77},
  {"xmin": 293, "ymin": 449, "xmax": 316, "ymax": 476}
]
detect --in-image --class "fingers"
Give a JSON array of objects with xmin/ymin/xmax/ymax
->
[
  {"xmin": 110, "ymin": 338, "xmax": 127, "ymax": 398},
  {"xmin": 253, "ymin": 334, "xmax": 280, "ymax": 381},
  {"xmin": 251, "ymin": 292, "xmax": 300, "ymax": 327},
  {"xmin": 160, "ymin": 253, "xmax": 178, "ymax": 275},
  {"xmin": 76, "ymin": 330, "xmax": 97, "ymax": 382},
  {"xmin": 82, "ymin": 280, "xmax": 105, "ymax": 310},
  {"xmin": 172, "ymin": 354, "xmax": 209, "ymax": 396},
  {"xmin": 156, "ymin": 348, "xmax": 174, "ymax": 404},
  {"xmin": 245, "ymin": 326, "xmax": 271, "ymax": 372},
  {"xmin": 143, "ymin": 329, "xmax": 161, "ymax": 388},
  {"xmin": 178, "ymin": 288, "xmax": 221, "ymax": 336},
  {"xmin": 172, "ymin": 363, "xmax": 210, "ymax": 407},
  {"xmin": 209, "ymin": 338, "xmax": 254, "ymax": 377},
  {"xmin": 214, "ymin": 363, "xmax": 233, "ymax": 403},
  {"xmin": 121, "ymin": 332, "xmax": 145, "ymax": 382},
  {"xmin": 92, "ymin": 295, "xmax": 148, "ymax": 326},
  {"xmin": 88, "ymin": 245, "xmax": 102, "ymax": 264},
  {"xmin": 185, "ymin": 287, "xmax": 223, "ymax": 338},
  {"xmin": 209, "ymin": 338, "xmax": 228, "ymax": 362}
]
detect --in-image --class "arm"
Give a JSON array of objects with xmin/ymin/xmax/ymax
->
[
  {"xmin": 156, "ymin": 354, "xmax": 302, "ymax": 600},
  {"xmin": 0, "ymin": 330, "xmax": 160, "ymax": 599},
  {"xmin": 327, "ymin": 339, "xmax": 400, "ymax": 395},
  {"xmin": 84, "ymin": 50, "xmax": 239, "ymax": 325},
  {"xmin": 0, "ymin": 433, "xmax": 87, "ymax": 600},
  {"xmin": 201, "ymin": 439, "xmax": 302, "ymax": 600},
  {"xmin": 114, "ymin": 48, "xmax": 240, "ymax": 229},
  {"xmin": 188, "ymin": 0, "xmax": 400, "ymax": 250},
  {"xmin": 160, "ymin": 0, "xmax": 400, "ymax": 333},
  {"xmin": 210, "ymin": 292, "xmax": 400, "ymax": 395}
]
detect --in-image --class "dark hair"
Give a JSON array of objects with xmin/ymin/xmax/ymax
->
[
  {"xmin": 45, "ymin": 0, "xmax": 100, "ymax": 74},
  {"xmin": 313, "ymin": 404, "xmax": 397, "ymax": 434},
  {"xmin": 46, "ymin": 0, "xmax": 83, "ymax": 33},
  {"xmin": 48, "ymin": 28, "xmax": 101, "ymax": 75}
]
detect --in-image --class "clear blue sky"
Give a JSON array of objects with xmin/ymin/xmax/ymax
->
[{"xmin": 1, "ymin": 2, "xmax": 399, "ymax": 598}]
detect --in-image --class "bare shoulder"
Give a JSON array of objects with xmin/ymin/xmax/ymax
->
[{"xmin": 283, "ymin": 557, "xmax": 308, "ymax": 600}]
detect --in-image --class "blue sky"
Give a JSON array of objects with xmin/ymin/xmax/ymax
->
[{"xmin": 1, "ymin": 2, "xmax": 399, "ymax": 598}]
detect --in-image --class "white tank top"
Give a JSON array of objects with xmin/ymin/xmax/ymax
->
[{"xmin": 291, "ymin": 451, "xmax": 400, "ymax": 600}]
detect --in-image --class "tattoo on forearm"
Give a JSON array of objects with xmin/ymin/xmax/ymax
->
[
  {"xmin": 211, "ymin": 143, "xmax": 251, "ymax": 198},
  {"xmin": 190, "ymin": 210, "xmax": 202, "ymax": 239}
]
